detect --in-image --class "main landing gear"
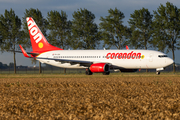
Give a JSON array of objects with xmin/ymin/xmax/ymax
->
[
  {"xmin": 85, "ymin": 68, "xmax": 110, "ymax": 75},
  {"xmin": 86, "ymin": 68, "xmax": 92, "ymax": 75},
  {"xmin": 156, "ymin": 71, "xmax": 160, "ymax": 75},
  {"xmin": 103, "ymin": 71, "xmax": 110, "ymax": 75}
]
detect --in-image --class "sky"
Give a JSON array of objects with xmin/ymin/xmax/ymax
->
[{"xmin": 0, "ymin": 0, "xmax": 180, "ymax": 66}]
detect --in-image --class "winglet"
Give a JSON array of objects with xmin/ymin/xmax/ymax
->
[
  {"xmin": 126, "ymin": 45, "xmax": 129, "ymax": 50},
  {"xmin": 19, "ymin": 45, "xmax": 31, "ymax": 58}
]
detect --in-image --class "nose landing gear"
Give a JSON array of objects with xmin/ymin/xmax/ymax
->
[
  {"xmin": 156, "ymin": 71, "xmax": 160, "ymax": 75},
  {"xmin": 156, "ymin": 68, "xmax": 164, "ymax": 75}
]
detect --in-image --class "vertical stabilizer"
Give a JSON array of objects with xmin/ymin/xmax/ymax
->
[{"xmin": 26, "ymin": 17, "xmax": 62, "ymax": 53}]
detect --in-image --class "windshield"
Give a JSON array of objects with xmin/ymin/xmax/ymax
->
[{"xmin": 158, "ymin": 55, "xmax": 168, "ymax": 58}]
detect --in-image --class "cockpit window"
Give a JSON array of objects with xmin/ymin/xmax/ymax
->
[{"xmin": 158, "ymin": 55, "xmax": 168, "ymax": 58}]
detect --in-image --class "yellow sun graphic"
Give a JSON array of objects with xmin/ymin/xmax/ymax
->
[
  {"xmin": 38, "ymin": 42, "xmax": 43, "ymax": 48},
  {"xmin": 141, "ymin": 55, "xmax": 145, "ymax": 59}
]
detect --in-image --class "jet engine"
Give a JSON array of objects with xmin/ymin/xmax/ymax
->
[{"xmin": 90, "ymin": 63, "xmax": 109, "ymax": 73}]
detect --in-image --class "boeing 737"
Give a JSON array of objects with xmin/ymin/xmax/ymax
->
[{"xmin": 19, "ymin": 17, "xmax": 174, "ymax": 75}]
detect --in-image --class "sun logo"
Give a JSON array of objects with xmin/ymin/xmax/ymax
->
[
  {"xmin": 141, "ymin": 55, "xmax": 145, "ymax": 59},
  {"xmin": 38, "ymin": 42, "xmax": 43, "ymax": 48}
]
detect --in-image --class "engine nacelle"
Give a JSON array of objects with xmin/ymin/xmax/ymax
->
[
  {"xmin": 120, "ymin": 69, "xmax": 138, "ymax": 72},
  {"xmin": 90, "ymin": 63, "xmax": 109, "ymax": 73}
]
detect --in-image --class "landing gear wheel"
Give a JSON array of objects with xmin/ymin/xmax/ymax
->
[
  {"xmin": 103, "ymin": 71, "xmax": 110, "ymax": 75},
  {"xmin": 156, "ymin": 71, "xmax": 160, "ymax": 75},
  {"xmin": 86, "ymin": 69, "xmax": 92, "ymax": 75}
]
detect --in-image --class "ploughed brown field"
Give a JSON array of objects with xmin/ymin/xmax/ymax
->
[{"xmin": 0, "ymin": 74, "xmax": 180, "ymax": 119}]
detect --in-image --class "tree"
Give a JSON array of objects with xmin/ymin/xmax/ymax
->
[
  {"xmin": 0, "ymin": 9, "xmax": 24, "ymax": 73},
  {"xmin": 0, "ymin": 31, "xmax": 2, "ymax": 49},
  {"xmin": 71, "ymin": 8, "xmax": 100, "ymax": 49},
  {"xmin": 153, "ymin": 2, "xmax": 180, "ymax": 73},
  {"xmin": 0, "ymin": 62, "xmax": 8, "ymax": 69},
  {"xmin": 22, "ymin": 8, "xmax": 48, "ymax": 73},
  {"xmin": 9, "ymin": 62, "xmax": 14, "ymax": 68},
  {"xmin": 99, "ymin": 8, "xmax": 129, "ymax": 49},
  {"xmin": 128, "ymin": 7, "xmax": 153, "ymax": 50},
  {"xmin": 47, "ymin": 10, "xmax": 71, "ymax": 49},
  {"xmin": 0, "ymin": 62, "xmax": 3, "ymax": 69}
]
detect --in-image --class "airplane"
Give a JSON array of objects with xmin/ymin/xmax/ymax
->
[{"xmin": 19, "ymin": 17, "xmax": 174, "ymax": 75}]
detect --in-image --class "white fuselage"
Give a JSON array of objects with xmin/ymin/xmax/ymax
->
[{"xmin": 37, "ymin": 49, "xmax": 174, "ymax": 70}]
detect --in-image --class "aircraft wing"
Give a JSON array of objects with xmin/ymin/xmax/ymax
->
[
  {"xmin": 36, "ymin": 57, "xmax": 94, "ymax": 67},
  {"xmin": 5, "ymin": 50, "xmax": 38, "ymax": 56}
]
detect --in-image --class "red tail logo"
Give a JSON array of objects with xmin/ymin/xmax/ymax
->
[{"xmin": 26, "ymin": 17, "xmax": 62, "ymax": 53}]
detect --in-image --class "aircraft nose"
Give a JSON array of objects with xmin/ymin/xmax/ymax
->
[{"xmin": 167, "ymin": 57, "xmax": 174, "ymax": 65}]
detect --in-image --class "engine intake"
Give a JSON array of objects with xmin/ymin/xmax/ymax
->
[{"xmin": 90, "ymin": 63, "xmax": 109, "ymax": 73}]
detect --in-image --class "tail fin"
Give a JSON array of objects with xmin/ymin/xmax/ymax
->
[{"xmin": 26, "ymin": 17, "xmax": 62, "ymax": 53}]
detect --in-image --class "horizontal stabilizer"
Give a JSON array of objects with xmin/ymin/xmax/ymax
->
[{"xmin": 19, "ymin": 45, "xmax": 31, "ymax": 58}]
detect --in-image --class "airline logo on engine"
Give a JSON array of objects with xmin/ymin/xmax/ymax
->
[
  {"xmin": 26, "ymin": 18, "xmax": 43, "ymax": 48},
  {"xmin": 106, "ymin": 51, "xmax": 144, "ymax": 59}
]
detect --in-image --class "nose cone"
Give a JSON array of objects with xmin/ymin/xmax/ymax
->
[{"xmin": 167, "ymin": 57, "xmax": 174, "ymax": 66}]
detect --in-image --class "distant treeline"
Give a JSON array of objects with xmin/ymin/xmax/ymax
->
[
  {"xmin": 0, "ymin": 1, "xmax": 180, "ymax": 73},
  {"xmin": 0, "ymin": 62, "xmax": 14, "ymax": 69}
]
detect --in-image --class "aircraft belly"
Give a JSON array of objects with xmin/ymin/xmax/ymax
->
[
  {"xmin": 112, "ymin": 59, "xmax": 157, "ymax": 69},
  {"xmin": 113, "ymin": 59, "xmax": 142, "ymax": 69}
]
